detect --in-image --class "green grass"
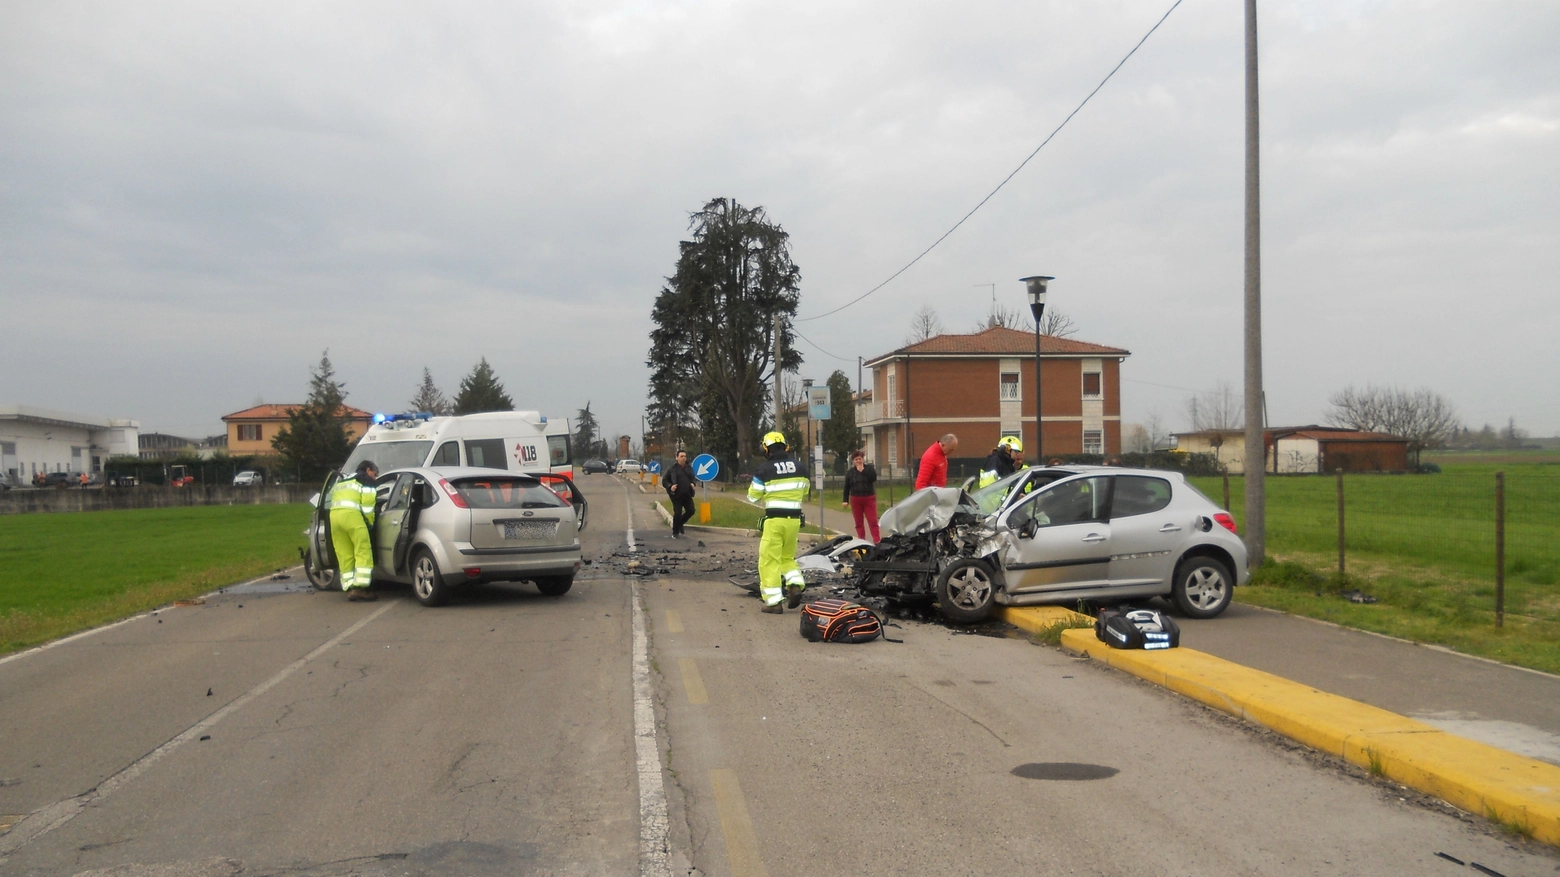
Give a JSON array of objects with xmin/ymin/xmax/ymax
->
[
  {"xmin": 1189, "ymin": 454, "xmax": 1560, "ymax": 673},
  {"xmin": 664, "ymin": 493, "xmax": 832, "ymax": 535},
  {"xmin": 0, "ymin": 505, "xmax": 310, "ymax": 654}
]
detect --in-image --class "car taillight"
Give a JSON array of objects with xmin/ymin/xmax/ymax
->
[
  {"xmin": 1214, "ymin": 512, "xmax": 1237, "ymax": 534},
  {"xmin": 439, "ymin": 479, "xmax": 469, "ymax": 509}
]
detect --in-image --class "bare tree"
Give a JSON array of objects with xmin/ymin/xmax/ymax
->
[
  {"xmin": 1144, "ymin": 411, "xmax": 1169, "ymax": 451},
  {"xmin": 1326, "ymin": 384, "xmax": 1461, "ymax": 460},
  {"xmin": 1040, "ymin": 308, "xmax": 1078, "ymax": 338},
  {"xmin": 1124, "ymin": 423, "xmax": 1152, "ymax": 453},
  {"xmin": 906, "ymin": 304, "xmax": 944, "ymax": 344},
  {"xmin": 973, "ymin": 304, "xmax": 1025, "ymax": 331},
  {"xmin": 1186, "ymin": 381, "xmax": 1244, "ymax": 431}
]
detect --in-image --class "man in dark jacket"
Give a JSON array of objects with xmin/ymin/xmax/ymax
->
[{"xmin": 665, "ymin": 450, "xmax": 698, "ymax": 538}]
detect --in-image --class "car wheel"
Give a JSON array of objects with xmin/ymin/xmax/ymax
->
[
  {"xmin": 412, "ymin": 548, "xmax": 450, "ymax": 607},
  {"xmin": 304, "ymin": 551, "xmax": 339, "ymax": 591},
  {"xmin": 535, "ymin": 575, "xmax": 573, "ymax": 597},
  {"xmin": 1172, "ymin": 556, "xmax": 1234, "ymax": 619},
  {"xmin": 935, "ymin": 558, "xmax": 997, "ymax": 624}
]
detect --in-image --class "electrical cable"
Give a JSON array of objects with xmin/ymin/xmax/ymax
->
[
  {"xmin": 792, "ymin": 327, "xmax": 856, "ymax": 363},
  {"xmin": 797, "ymin": 0, "xmax": 1186, "ymax": 323}
]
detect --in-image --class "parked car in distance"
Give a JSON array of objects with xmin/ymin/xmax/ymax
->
[
  {"xmin": 615, "ymin": 459, "xmax": 642, "ymax": 474},
  {"xmin": 42, "ymin": 471, "xmax": 77, "ymax": 488},
  {"xmin": 582, "ymin": 459, "xmax": 611, "ymax": 474},
  {"xmin": 232, "ymin": 470, "xmax": 264, "ymax": 487}
]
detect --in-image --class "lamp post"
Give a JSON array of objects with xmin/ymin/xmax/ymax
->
[{"xmin": 1021, "ymin": 275, "xmax": 1054, "ymax": 459}]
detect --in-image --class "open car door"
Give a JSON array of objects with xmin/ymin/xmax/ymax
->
[
  {"xmin": 305, "ymin": 472, "xmax": 340, "ymax": 590},
  {"xmin": 537, "ymin": 473, "xmax": 588, "ymax": 531}
]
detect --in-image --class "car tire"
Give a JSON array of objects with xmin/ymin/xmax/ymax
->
[
  {"xmin": 412, "ymin": 548, "xmax": 450, "ymax": 607},
  {"xmin": 304, "ymin": 551, "xmax": 339, "ymax": 591},
  {"xmin": 935, "ymin": 558, "xmax": 998, "ymax": 624},
  {"xmin": 1171, "ymin": 555, "xmax": 1234, "ymax": 619},
  {"xmin": 535, "ymin": 575, "xmax": 573, "ymax": 597}
]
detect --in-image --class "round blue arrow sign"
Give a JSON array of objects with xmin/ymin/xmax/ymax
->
[
  {"xmin": 691, "ymin": 454, "xmax": 719, "ymax": 482},
  {"xmin": 646, "ymin": 461, "xmax": 662, "ymax": 474}
]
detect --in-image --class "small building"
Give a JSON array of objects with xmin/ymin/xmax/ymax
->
[
  {"xmin": 859, "ymin": 326, "xmax": 1130, "ymax": 477},
  {"xmin": 1173, "ymin": 429, "xmax": 1248, "ymax": 473},
  {"xmin": 0, "ymin": 404, "xmax": 140, "ymax": 483},
  {"xmin": 221, "ymin": 404, "xmax": 373, "ymax": 457},
  {"xmin": 1267, "ymin": 426, "xmax": 1410, "ymax": 474},
  {"xmin": 138, "ymin": 433, "xmax": 229, "ymax": 461}
]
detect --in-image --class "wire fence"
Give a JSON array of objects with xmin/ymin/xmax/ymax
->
[{"xmin": 1193, "ymin": 471, "xmax": 1560, "ymax": 629}]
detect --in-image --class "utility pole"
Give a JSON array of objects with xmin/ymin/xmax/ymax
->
[
  {"xmin": 773, "ymin": 314, "xmax": 783, "ymax": 431},
  {"xmin": 1242, "ymin": 0, "xmax": 1267, "ymax": 567}
]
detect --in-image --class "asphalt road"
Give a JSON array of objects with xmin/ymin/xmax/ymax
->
[{"xmin": 0, "ymin": 473, "xmax": 1554, "ymax": 876}]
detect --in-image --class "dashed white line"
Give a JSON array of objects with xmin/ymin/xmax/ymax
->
[{"xmin": 626, "ymin": 481, "xmax": 671, "ymax": 876}]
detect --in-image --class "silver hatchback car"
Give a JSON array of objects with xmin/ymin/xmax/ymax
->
[{"xmin": 304, "ymin": 466, "xmax": 583, "ymax": 606}]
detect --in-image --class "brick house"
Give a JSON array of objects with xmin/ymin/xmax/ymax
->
[
  {"xmin": 221, "ymin": 404, "xmax": 373, "ymax": 456},
  {"xmin": 859, "ymin": 326, "xmax": 1130, "ymax": 477}
]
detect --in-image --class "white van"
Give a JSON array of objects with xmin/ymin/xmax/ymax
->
[{"xmin": 342, "ymin": 411, "xmax": 573, "ymax": 476}]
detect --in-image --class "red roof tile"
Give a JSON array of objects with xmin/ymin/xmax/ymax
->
[
  {"xmin": 866, "ymin": 326, "xmax": 1129, "ymax": 364},
  {"xmin": 222, "ymin": 404, "xmax": 372, "ymax": 422}
]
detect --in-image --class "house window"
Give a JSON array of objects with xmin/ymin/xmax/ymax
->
[
  {"xmin": 1000, "ymin": 373, "xmax": 1020, "ymax": 401},
  {"xmin": 1082, "ymin": 372, "xmax": 1102, "ymax": 398},
  {"xmin": 238, "ymin": 424, "xmax": 263, "ymax": 442},
  {"xmin": 887, "ymin": 370, "xmax": 896, "ymax": 402},
  {"xmin": 1083, "ymin": 430, "xmax": 1104, "ymax": 455},
  {"xmin": 887, "ymin": 432, "xmax": 898, "ymax": 466}
]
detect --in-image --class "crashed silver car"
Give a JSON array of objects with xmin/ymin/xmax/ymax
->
[{"xmin": 837, "ymin": 467, "xmax": 1248, "ymax": 624}]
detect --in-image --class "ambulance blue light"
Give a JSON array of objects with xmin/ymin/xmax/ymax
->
[{"xmin": 373, "ymin": 413, "xmax": 387, "ymax": 424}]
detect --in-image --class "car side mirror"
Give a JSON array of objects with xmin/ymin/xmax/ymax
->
[{"xmin": 1019, "ymin": 517, "xmax": 1039, "ymax": 540}]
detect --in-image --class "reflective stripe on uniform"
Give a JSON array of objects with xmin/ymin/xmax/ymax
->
[{"xmin": 764, "ymin": 500, "xmax": 803, "ymax": 510}]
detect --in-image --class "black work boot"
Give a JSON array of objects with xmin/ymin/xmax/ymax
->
[{"xmin": 761, "ymin": 603, "xmax": 783, "ymax": 614}]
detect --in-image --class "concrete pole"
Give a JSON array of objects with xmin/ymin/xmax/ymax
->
[
  {"xmin": 773, "ymin": 314, "xmax": 783, "ymax": 432},
  {"xmin": 1242, "ymin": 0, "xmax": 1267, "ymax": 567}
]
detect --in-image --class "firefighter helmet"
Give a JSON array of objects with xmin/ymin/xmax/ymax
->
[
  {"xmin": 998, "ymin": 436, "xmax": 1023, "ymax": 454},
  {"xmin": 762, "ymin": 431, "xmax": 787, "ymax": 449}
]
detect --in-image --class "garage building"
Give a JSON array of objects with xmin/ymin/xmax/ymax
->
[{"xmin": 0, "ymin": 404, "xmax": 141, "ymax": 484}]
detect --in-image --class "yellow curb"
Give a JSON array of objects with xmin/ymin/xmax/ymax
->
[
  {"xmin": 1001, "ymin": 605, "xmax": 1094, "ymax": 636},
  {"xmin": 1058, "ymin": 627, "xmax": 1560, "ymax": 845}
]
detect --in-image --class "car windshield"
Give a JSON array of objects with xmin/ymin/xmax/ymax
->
[
  {"xmin": 344, "ymin": 441, "xmax": 432, "ymax": 474},
  {"xmin": 451, "ymin": 477, "xmax": 568, "ymax": 509},
  {"xmin": 969, "ymin": 470, "xmax": 1028, "ymax": 516}
]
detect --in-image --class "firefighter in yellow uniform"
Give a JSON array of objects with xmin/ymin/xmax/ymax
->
[
  {"xmin": 747, "ymin": 432, "xmax": 810, "ymax": 614},
  {"xmin": 330, "ymin": 460, "xmax": 379, "ymax": 602},
  {"xmin": 977, "ymin": 435, "xmax": 1024, "ymax": 488}
]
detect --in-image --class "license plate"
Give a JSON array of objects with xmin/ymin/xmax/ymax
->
[{"xmin": 501, "ymin": 520, "xmax": 557, "ymax": 540}]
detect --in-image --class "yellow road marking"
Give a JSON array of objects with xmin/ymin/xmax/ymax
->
[
  {"xmin": 710, "ymin": 769, "xmax": 768, "ymax": 877},
  {"xmin": 678, "ymin": 658, "xmax": 709, "ymax": 705},
  {"xmin": 665, "ymin": 610, "xmax": 683, "ymax": 633},
  {"xmin": 0, "ymin": 815, "xmax": 23, "ymax": 834}
]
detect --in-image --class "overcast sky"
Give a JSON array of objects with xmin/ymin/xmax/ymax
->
[{"xmin": 3, "ymin": 1, "xmax": 1556, "ymax": 444}]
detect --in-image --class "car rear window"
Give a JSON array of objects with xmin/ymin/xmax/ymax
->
[{"xmin": 452, "ymin": 477, "xmax": 566, "ymax": 509}]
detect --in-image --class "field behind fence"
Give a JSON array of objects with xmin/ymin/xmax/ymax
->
[{"xmin": 1190, "ymin": 452, "xmax": 1560, "ymax": 672}]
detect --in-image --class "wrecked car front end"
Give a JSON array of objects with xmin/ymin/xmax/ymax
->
[{"xmin": 848, "ymin": 487, "xmax": 1004, "ymax": 623}]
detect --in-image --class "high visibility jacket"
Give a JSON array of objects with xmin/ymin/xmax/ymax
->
[
  {"xmin": 977, "ymin": 448, "xmax": 1017, "ymax": 488},
  {"xmin": 329, "ymin": 474, "xmax": 377, "ymax": 526},
  {"xmin": 748, "ymin": 452, "xmax": 810, "ymax": 513}
]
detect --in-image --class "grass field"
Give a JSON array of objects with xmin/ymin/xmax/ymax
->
[
  {"xmin": 1190, "ymin": 451, "xmax": 1560, "ymax": 673},
  {"xmin": 660, "ymin": 492, "xmax": 832, "ymax": 536},
  {"xmin": 0, "ymin": 504, "xmax": 309, "ymax": 654}
]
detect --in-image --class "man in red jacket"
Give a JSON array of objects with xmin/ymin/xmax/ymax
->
[{"xmin": 914, "ymin": 434, "xmax": 959, "ymax": 490}]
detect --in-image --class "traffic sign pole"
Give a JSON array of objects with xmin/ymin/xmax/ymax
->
[{"xmin": 691, "ymin": 454, "xmax": 719, "ymax": 525}]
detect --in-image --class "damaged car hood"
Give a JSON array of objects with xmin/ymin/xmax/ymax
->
[{"xmin": 878, "ymin": 487, "xmax": 984, "ymax": 537}]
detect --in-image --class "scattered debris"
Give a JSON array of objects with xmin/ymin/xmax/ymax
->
[
  {"xmin": 1340, "ymin": 589, "xmax": 1379, "ymax": 604},
  {"xmin": 206, "ymin": 688, "xmax": 213, "ymax": 697},
  {"xmin": 199, "ymin": 735, "xmax": 211, "ymax": 742},
  {"xmin": 173, "ymin": 598, "xmax": 206, "ymax": 607}
]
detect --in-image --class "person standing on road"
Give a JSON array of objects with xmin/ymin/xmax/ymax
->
[
  {"xmin": 978, "ymin": 436, "xmax": 1023, "ymax": 488},
  {"xmin": 665, "ymin": 450, "xmax": 697, "ymax": 538},
  {"xmin": 747, "ymin": 432, "xmax": 810, "ymax": 614},
  {"xmin": 330, "ymin": 460, "xmax": 380, "ymax": 602},
  {"xmin": 841, "ymin": 450, "xmax": 880, "ymax": 542},
  {"xmin": 914, "ymin": 433, "xmax": 959, "ymax": 490}
]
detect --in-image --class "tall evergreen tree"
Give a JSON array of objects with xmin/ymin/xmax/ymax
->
[
  {"xmin": 408, "ymin": 367, "xmax": 452, "ymax": 415},
  {"xmin": 453, "ymin": 357, "xmax": 514, "ymax": 414},
  {"xmin": 573, "ymin": 402, "xmax": 600, "ymax": 458},
  {"xmin": 272, "ymin": 350, "xmax": 353, "ymax": 481},
  {"xmin": 647, "ymin": 197, "xmax": 802, "ymax": 471},
  {"xmin": 821, "ymin": 370, "xmax": 859, "ymax": 473}
]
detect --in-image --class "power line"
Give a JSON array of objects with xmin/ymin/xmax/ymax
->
[
  {"xmin": 791, "ymin": 327, "xmax": 855, "ymax": 363},
  {"xmin": 798, "ymin": 0, "xmax": 1186, "ymax": 323}
]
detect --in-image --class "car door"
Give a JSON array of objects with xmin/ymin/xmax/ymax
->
[
  {"xmin": 1106, "ymin": 475, "xmax": 1185, "ymax": 589},
  {"xmin": 373, "ymin": 473, "xmax": 415, "ymax": 579},
  {"xmin": 537, "ymin": 473, "xmax": 588, "ymax": 530},
  {"xmin": 998, "ymin": 475, "xmax": 1114, "ymax": 594}
]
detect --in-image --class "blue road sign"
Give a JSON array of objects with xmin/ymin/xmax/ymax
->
[
  {"xmin": 692, "ymin": 454, "xmax": 719, "ymax": 482},
  {"xmin": 646, "ymin": 461, "xmax": 662, "ymax": 474}
]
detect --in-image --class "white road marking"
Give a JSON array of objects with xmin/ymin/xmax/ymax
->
[
  {"xmin": 0, "ymin": 600, "xmax": 397, "ymax": 860},
  {"xmin": 627, "ymin": 481, "xmax": 670, "ymax": 877}
]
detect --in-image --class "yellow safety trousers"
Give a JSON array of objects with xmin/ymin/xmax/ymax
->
[
  {"xmin": 758, "ymin": 516, "xmax": 804, "ymax": 607},
  {"xmin": 329, "ymin": 508, "xmax": 374, "ymax": 591}
]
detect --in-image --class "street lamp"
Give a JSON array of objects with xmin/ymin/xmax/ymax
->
[{"xmin": 1021, "ymin": 275, "xmax": 1054, "ymax": 459}]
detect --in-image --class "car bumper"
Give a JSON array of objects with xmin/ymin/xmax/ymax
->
[{"xmin": 448, "ymin": 543, "xmax": 582, "ymax": 583}]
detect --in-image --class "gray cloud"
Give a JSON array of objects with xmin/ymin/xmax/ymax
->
[{"xmin": 1, "ymin": 0, "xmax": 1555, "ymax": 440}]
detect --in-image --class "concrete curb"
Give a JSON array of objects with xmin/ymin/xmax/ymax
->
[{"xmin": 1028, "ymin": 614, "xmax": 1560, "ymax": 846}]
